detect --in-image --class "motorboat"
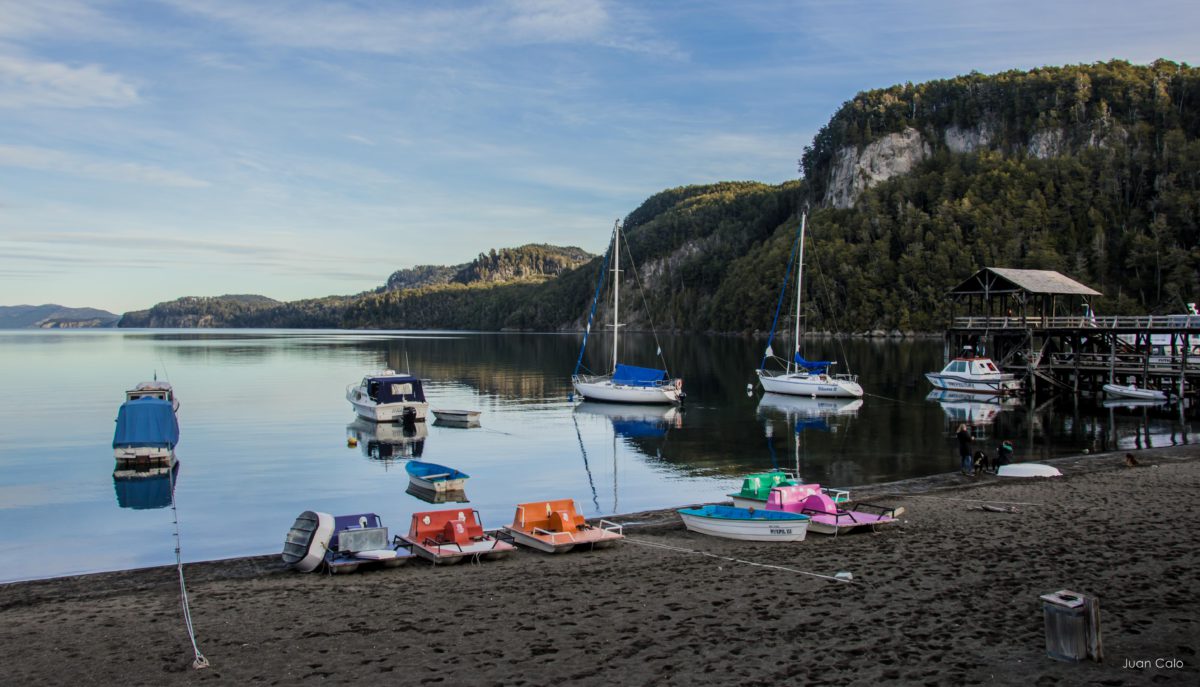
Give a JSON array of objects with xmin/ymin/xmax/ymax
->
[
  {"xmin": 1102, "ymin": 383, "xmax": 1167, "ymax": 402},
  {"xmin": 405, "ymin": 460, "xmax": 469, "ymax": 493},
  {"xmin": 925, "ymin": 349, "xmax": 1022, "ymax": 395},
  {"xmin": 346, "ymin": 370, "xmax": 429, "ymax": 423},
  {"xmin": 431, "ymin": 408, "xmax": 481, "ymax": 427},
  {"xmin": 571, "ymin": 220, "xmax": 682, "ymax": 405},
  {"xmin": 125, "ymin": 380, "xmax": 179, "ymax": 412},
  {"xmin": 402, "ymin": 508, "xmax": 515, "ymax": 564},
  {"xmin": 766, "ymin": 486, "xmax": 899, "ymax": 536},
  {"xmin": 756, "ymin": 214, "xmax": 864, "ymax": 399},
  {"xmin": 502, "ymin": 499, "xmax": 623, "ymax": 553},
  {"xmin": 677, "ymin": 505, "xmax": 811, "ymax": 542},
  {"xmin": 282, "ymin": 511, "xmax": 414, "ymax": 574},
  {"xmin": 112, "ymin": 395, "xmax": 179, "ymax": 466}
]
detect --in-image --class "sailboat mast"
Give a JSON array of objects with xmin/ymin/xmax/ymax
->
[
  {"xmin": 792, "ymin": 213, "xmax": 806, "ymax": 374},
  {"xmin": 611, "ymin": 220, "xmax": 621, "ymax": 374}
]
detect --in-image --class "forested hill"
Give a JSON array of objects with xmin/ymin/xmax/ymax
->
[
  {"xmin": 120, "ymin": 60, "xmax": 1199, "ymax": 331},
  {"xmin": 382, "ymin": 244, "xmax": 593, "ymax": 291}
]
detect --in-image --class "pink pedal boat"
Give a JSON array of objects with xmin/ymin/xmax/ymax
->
[
  {"xmin": 403, "ymin": 508, "xmax": 515, "ymax": 564},
  {"xmin": 766, "ymin": 485, "xmax": 900, "ymax": 536}
]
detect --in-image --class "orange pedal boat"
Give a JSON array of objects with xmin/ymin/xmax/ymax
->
[
  {"xmin": 502, "ymin": 499, "xmax": 623, "ymax": 553},
  {"xmin": 403, "ymin": 508, "xmax": 515, "ymax": 564}
]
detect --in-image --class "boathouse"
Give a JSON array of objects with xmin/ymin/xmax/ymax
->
[{"xmin": 943, "ymin": 268, "xmax": 1199, "ymax": 399}]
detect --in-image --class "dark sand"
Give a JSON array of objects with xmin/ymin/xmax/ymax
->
[{"xmin": 2, "ymin": 447, "xmax": 1198, "ymax": 686}]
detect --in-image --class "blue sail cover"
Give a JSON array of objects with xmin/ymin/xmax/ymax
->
[
  {"xmin": 113, "ymin": 397, "xmax": 179, "ymax": 449},
  {"xmin": 793, "ymin": 354, "xmax": 833, "ymax": 373},
  {"xmin": 613, "ymin": 364, "xmax": 668, "ymax": 387}
]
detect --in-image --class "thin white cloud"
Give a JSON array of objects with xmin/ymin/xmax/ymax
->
[
  {"xmin": 0, "ymin": 54, "xmax": 140, "ymax": 108},
  {"xmin": 0, "ymin": 0, "xmax": 120, "ymax": 40},
  {"xmin": 165, "ymin": 0, "xmax": 676, "ymax": 56},
  {"xmin": 0, "ymin": 144, "xmax": 207, "ymax": 188}
]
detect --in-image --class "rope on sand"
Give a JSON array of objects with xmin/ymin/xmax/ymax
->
[
  {"xmin": 169, "ymin": 463, "xmax": 209, "ymax": 670},
  {"xmin": 624, "ymin": 536, "xmax": 852, "ymax": 584},
  {"xmin": 901, "ymin": 495, "xmax": 1045, "ymax": 506}
]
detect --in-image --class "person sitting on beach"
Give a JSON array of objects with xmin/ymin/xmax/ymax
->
[{"xmin": 957, "ymin": 424, "xmax": 974, "ymax": 476}]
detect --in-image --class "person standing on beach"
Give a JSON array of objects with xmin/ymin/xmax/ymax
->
[{"xmin": 957, "ymin": 424, "xmax": 973, "ymax": 475}]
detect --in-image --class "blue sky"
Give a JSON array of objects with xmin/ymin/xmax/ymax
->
[{"xmin": 2, "ymin": 1, "xmax": 1197, "ymax": 314}]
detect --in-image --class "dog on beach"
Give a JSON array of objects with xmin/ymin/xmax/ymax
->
[
  {"xmin": 972, "ymin": 450, "xmax": 989, "ymax": 475},
  {"xmin": 1124, "ymin": 452, "xmax": 1139, "ymax": 467}
]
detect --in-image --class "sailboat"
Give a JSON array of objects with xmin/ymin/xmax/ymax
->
[
  {"xmin": 756, "ymin": 213, "xmax": 863, "ymax": 398},
  {"xmin": 572, "ymin": 220, "xmax": 683, "ymax": 405}
]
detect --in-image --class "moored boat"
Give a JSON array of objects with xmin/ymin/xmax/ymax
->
[
  {"xmin": 346, "ymin": 370, "xmax": 429, "ymax": 423},
  {"xmin": 571, "ymin": 220, "xmax": 682, "ymax": 405},
  {"xmin": 402, "ymin": 508, "xmax": 514, "ymax": 564},
  {"xmin": 113, "ymin": 394, "xmax": 179, "ymax": 466},
  {"xmin": 925, "ymin": 348, "xmax": 1022, "ymax": 395},
  {"xmin": 405, "ymin": 460, "xmax": 469, "ymax": 493},
  {"xmin": 431, "ymin": 408, "xmax": 482, "ymax": 426},
  {"xmin": 756, "ymin": 214, "xmax": 864, "ymax": 399},
  {"xmin": 677, "ymin": 505, "xmax": 811, "ymax": 542},
  {"xmin": 1102, "ymin": 382, "xmax": 1167, "ymax": 402},
  {"xmin": 125, "ymin": 380, "xmax": 179, "ymax": 412},
  {"xmin": 502, "ymin": 499, "xmax": 623, "ymax": 553},
  {"xmin": 766, "ymin": 486, "xmax": 899, "ymax": 536}
]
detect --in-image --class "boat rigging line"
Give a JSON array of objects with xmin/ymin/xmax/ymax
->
[
  {"xmin": 623, "ymin": 536, "xmax": 852, "ymax": 584},
  {"xmin": 619, "ymin": 228, "xmax": 673, "ymax": 376}
]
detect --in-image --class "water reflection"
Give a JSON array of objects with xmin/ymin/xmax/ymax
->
[
  {"xmin": 346, "ymin": 418, "xmax": 427, "ymax": 462},
  {"xmin": 573, "ymin": 402, "xmax": 682, "ymax": 444},
  {"xmin": 405, "ymin": 483, "xmax": 469, "ymax": 504},
  {"xmin": 113, "ymin": 461, "xmax": 180, "ymax": 510},
  {"xmin": 926, "ymin": 390, "xmax": 1022, "ymax": 433},
  {"xmin": 756, "ymin": 393, "xmax": 863, "ymax": 479}
]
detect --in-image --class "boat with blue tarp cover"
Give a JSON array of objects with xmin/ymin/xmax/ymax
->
[
  {"xmin": 113, "ymin": 461, "xmax": 180, "ymax": 510},
  {"xmin": 346, "ymin": 370, "xmax": 429, "ymax": 423},
  {"xmin": 113, "ymin": 395, "xmax": 179, "ymax": 465},
  {"xmin": 572, "ymin": 220, "xmax": 682, "ymax": 405},
  {"xmin": 678, "ymin": 505, "xmax": 811, "ymax": 541}
]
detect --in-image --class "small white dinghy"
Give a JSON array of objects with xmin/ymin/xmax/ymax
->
[
  {"xmin": 1102, "ymin": 383, "xmax": 1167, "ymax": 402},
  {"xmin": 997, "ymin": 463, "xmax": 1062, "ymax": 478},
  {"xmin": 431, "ymin": 409, "xmax": 481, "ymax": 426}
]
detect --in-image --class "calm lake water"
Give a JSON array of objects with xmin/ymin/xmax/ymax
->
[{"xmin": 0, "ymin": 329, "xmax": 1194, "ymax": 582}]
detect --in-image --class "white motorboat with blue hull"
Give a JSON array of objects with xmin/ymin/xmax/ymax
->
[
  {"xmin": 678, "ymin": 505, "xmax": 811, "ymax": 542},
  {"xmin": 347, "ymin": 370, "xmax": 429, "ymax": 423},
  {"xmin": 571, "ymin": 220, "xmax": 682, "ymax": 405}
]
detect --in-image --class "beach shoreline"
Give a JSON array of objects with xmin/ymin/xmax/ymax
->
[{"xmin": 2, "ymin": 446, "xmax": 1198, "ymax": 685}]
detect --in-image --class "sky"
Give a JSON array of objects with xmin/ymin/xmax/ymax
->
[{"xmin": 1, "ymin": 1, "xmax": 1198, "ymax": 314}]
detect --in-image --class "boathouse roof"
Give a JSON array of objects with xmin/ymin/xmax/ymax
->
[{"xmin": 948, "ymin": 268, "xmax": 1101, "ymax": 297}]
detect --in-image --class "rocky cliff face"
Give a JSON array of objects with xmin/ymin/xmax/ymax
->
[{"xmin": 823, "ymin": 127, "xmax": 931, "ymax": 209}]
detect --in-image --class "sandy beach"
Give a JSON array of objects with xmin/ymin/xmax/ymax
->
[{"xmin": 2, "ymin": 446, "xmax": 1197, "ymax": 686}]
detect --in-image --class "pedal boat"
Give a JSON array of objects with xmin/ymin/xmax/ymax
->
[
  {"xmin": 402, "ymin": 508, "xmax": 514, "ymax": 564},
  {"xmin": 766, "ymin": 487, "xmax": 899, "ymax": 536},
  {"xmin": 502, "ymin": 499, "xmax": 623, "ymax": 553},
  {"xmin": 282, "ymin": 511, "xmax": 414, "ymax": 574},
  {"xmin": 728, "ymin": 473, "xmax": 849, "ymax": 509}
]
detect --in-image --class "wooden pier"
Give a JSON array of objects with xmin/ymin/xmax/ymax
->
[{"xmin": 942, "ymin": 269, "xmax": 1199, "ymax": 401}]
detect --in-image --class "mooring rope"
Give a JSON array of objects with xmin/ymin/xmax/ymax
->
[
  {"xmin": 169, "ymin": 462, "xmax": 209, "ymax": 669},
  {"xmin": 623, "ymin": 536, "xmax": 852, "ymax": 583}
]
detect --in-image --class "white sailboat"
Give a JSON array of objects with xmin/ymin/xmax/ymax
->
[
  {"xmin": 756, "ymin": 214, "xmax": 863, "ymax": 398},
  {"xmin": 572, "ymin": 220, "xmax": 683, "ymax": 405}
]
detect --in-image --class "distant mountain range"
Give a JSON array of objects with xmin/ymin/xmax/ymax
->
[{"xmin": 0, "ymin": 304, "xmax": 120, "ymax": 329}]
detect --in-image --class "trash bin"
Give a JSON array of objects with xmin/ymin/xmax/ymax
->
[{"xmin": 1040, "ymin": 590, "xmax": 1090, "ymax": 662}]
